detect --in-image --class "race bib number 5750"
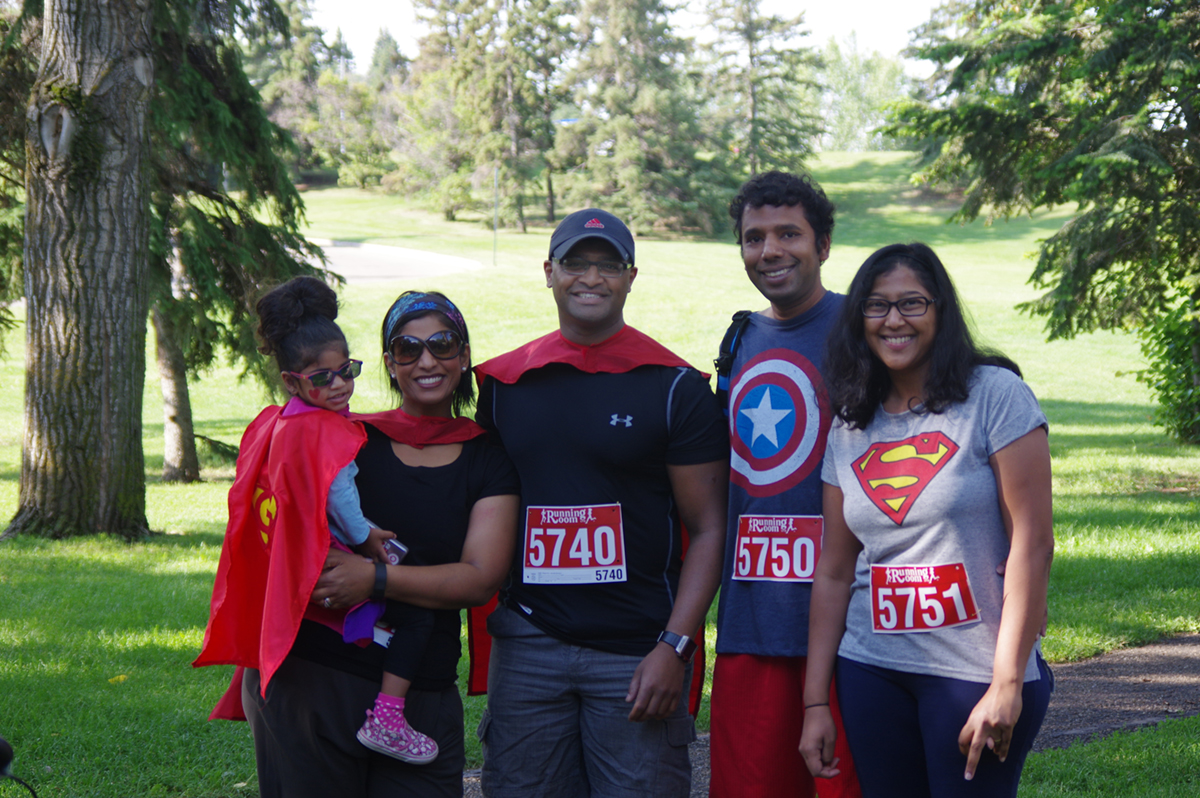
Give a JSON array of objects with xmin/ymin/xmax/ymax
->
[
  {"xmin": 523, "ymin": 504, "xmax": 626, "ymax": 585},
  {"xmin": 732, "ymin": 515, "xmax": 823, "ymax": 582},
  {"xmin": 870, "ymin": 563, "xmax": 979, "ymax": 633}
]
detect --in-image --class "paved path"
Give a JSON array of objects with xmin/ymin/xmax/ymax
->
[
  {"xmin": 311, "ymin": 239, "xmax": 484, "ymax": 283},
  {"xmin": 1031, "ymin": 632, "xmax": 1200, "ymax": 751},
  {"xmin": 462, "ymin": 634, "xmax": 1200, "ymax": 797}
]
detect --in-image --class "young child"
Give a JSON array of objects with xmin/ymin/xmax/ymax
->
[{"xmin": 256, "ymin": 276, "xmax": 439, "ymax": 765}]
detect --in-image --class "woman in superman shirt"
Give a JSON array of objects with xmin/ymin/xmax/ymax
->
[{"xmin": 799, "ymin": 244, "xmax": 1053, "ymax": 798}]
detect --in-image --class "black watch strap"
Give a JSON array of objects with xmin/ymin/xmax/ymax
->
[
  {"xmin": 372, "ymin": 562, "xmax": 388, "ymax": 601},
  {"xmin": 657, "ymin": 630, "xmax": 697, "ymax": 662}
]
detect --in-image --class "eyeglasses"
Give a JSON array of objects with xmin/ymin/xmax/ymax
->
[
  {"xmin": 861, "ymin": 297, "xmax": 936, "ymax": 318},
  {"xmin": 553, "ymin": 258, "xmax": 631, "ymax": 277},
  {"xmin": 284, "ymin": 359, "xmax": 362, "ymax": 387},
  {"xmin": 388, "ymin": 330, "xmax": 464, "ymax": 365}
]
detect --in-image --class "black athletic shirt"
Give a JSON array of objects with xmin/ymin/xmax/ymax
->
[
  {"xmin": 290, "ymin": 423, "xmax": 519, "ymax": 691},
  {"xmin": 477, "ymin": 363, "xmax": 728, "ymax": 656}
]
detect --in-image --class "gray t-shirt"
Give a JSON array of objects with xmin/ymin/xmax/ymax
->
[{"xmin": 822, "ymin": 366, "xmax": 1047, "ymax": 683}]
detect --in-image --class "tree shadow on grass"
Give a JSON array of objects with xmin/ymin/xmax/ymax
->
[
  {"xmin": 1054, "ymin": 492, "xmax": 1199, "ymax": 529},
  {"xmin": 1040, "ymin": 399, "xmax": 1184, "ymax": 458}
]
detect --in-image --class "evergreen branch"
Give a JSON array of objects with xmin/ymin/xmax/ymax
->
[{"xmin": 0, "ymin": 158, "xmax": 22, "ymax": 190}]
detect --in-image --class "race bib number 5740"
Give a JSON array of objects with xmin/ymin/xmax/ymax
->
[
  {"xmin": 523, "ymin": 504, "xmax": 626, "ymax": 585},
  {"xmin": 870, "ymin": 563, "xmax": 979, "ymax": 633}
]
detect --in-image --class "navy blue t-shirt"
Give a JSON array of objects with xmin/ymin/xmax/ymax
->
[{"xmin": 716, "ymin": 291, "xmax": 843, "ymax": 656}]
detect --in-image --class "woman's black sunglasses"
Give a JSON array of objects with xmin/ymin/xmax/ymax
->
[{"xmin": 388, "ymin": 330, "xmax": 464, "ymax": 365}]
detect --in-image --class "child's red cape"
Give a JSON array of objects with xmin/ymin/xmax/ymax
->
[
  {"xmin": 193, "ymin": 404, "xmax": 365, "ymax": 718},
  {"xmin": 468, "ymin": 324, "xmax": 708, "ymax": 716}
]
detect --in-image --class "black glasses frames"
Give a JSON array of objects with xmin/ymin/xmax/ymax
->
[{"xmin": 861, "ymin": 297, "xmax": 936, "ymax": 318}]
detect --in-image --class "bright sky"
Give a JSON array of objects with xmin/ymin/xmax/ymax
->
[{"xmin": 310, "ymin": 0, "xmax": 940, "ymax": 74}]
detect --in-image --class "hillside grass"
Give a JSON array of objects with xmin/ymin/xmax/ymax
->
[{"xmin": 0, "ymin": 151, "xmax": 1196, "ymax": 795}]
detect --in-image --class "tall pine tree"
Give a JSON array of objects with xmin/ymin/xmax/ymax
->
[
  {"xmin": 567, "ymin": 0, "xmax": 717, "ymax": 231},
  {"xmin": 702, "ymin": 0, "xmax": 821, "ymax": 175}
]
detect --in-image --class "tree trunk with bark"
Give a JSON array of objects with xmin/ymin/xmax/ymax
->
[
  {"xmin": 8, "ymin": 0, "xmax": 154, "ymax": 539},
  {"xmin": 152, "ymin": 302, "xmax": 199, "ymax": 483}
]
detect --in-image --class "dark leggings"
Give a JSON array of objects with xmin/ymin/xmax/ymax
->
[
  {"xmin": 379, "ymin": 601, "xmax": 434, "ymax": 682},
  {"xmin": 835, "ymin": 655, "xmax": 1052, "ymax": 798}
]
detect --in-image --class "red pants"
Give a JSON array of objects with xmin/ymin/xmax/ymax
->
[{"xmin": 709, "ymin": 653, "xmax": 861, "ymax": 798}]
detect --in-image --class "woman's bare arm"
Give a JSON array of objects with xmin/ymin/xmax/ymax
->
[
  {"xmin": 311, "ymin": 493, "xmax": 519, "ymax": 610},
  {"xmin": 958, "ymin": 427, "xmax": 1053, "ymax": 780},
  {"xmin": 799, "ymin": 483, "xmax": 863, "ymax": 779}
]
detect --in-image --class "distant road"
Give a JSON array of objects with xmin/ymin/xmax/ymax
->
[{"xmin": 310, "ymin": 239, "xmax": 484, "ymax": 284}]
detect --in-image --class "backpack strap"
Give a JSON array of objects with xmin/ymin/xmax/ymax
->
[{"xmin": 714, "ymin": 310, "xmax": 753, "ymax": 417}]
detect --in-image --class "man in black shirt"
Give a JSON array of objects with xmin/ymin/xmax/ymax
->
[{"xmin": 475, "ymin": 209, "xmax": 729, "ymax": 798}]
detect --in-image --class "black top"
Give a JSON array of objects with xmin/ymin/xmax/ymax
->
[
  {"xmin": 477, "ymin": 364, "xmax": 728, "ymax": 656},
  {"xmin": 291, "ymin": 423, "xmax": 519, "ymax": 691}
]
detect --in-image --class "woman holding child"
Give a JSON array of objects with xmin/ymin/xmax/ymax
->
[
  {"xmin": 799, "ymin": 244, "xmax": 1054, "ymax": 798},
  {"xmin": 197, "ymin": 282, "xmax": 517, "ymax": 798}
]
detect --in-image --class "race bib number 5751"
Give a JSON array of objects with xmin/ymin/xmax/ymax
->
[
  {"xmin": 870, "ymin": 563, "xmax": 979, "ymax": 633},
  {"xmin": 523, "ymin": 504, "xmax": 626, "ymax": 585}
]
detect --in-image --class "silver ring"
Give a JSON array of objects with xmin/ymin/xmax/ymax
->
[{"xmin": 323, "ymin": 597, "xmax": 332, "ymax": 609}]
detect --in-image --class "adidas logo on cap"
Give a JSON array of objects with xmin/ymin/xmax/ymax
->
[{"xmin": 584, "ymin": 219, "xmax": 605, "ymax": 229}]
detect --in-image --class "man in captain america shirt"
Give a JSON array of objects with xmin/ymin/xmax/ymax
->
[
  {"xmin": 709, "ymin": 171, "xmax": 862, "ymax": 798},
  {"xmin": 474, "ymin": 208, "xmax": 729, "ymax": 798}
]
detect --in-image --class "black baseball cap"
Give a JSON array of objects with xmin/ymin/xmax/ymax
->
[{"xmin": 548, "ymin": 208, "xmax": 635, "ymax": 265}]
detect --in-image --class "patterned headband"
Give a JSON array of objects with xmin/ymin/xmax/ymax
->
[{"xmin": 383, "ymin": 293, "xmax": 469, "ymax": 346}]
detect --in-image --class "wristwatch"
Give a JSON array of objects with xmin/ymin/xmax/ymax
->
[{"xmin": 657, "ymin": 630, "xmax": 697, "ymax": 663}]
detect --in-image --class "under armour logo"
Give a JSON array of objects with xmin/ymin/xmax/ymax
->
[{"xmin": 610, "ymin": 414, "xmax": 633, "ymax": 427}]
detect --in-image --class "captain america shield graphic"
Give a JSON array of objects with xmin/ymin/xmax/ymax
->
[{"xmin": 730, "ymin": 348, "xmax": 830, "ymax": 496}]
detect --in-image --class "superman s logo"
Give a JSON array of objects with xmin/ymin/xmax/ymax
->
[
  {"xmin": 852, "ymin": 432, "xmax": 959, "ymax": 525},
  {"xmin": 253, "ymin": 486, "xmax": 278, "ymax": 547}
]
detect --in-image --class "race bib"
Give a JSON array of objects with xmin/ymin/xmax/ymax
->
[
  {"xmin": 523, "ymin": 504, "xmax": 626, "ymax": 585},
  {"xmin": 870, "ymin": 563, "xmax": 979, "ymax": 633},
  {"xmin": 731, "ymin": 515, "xmax": 822, "ymax": 583}
]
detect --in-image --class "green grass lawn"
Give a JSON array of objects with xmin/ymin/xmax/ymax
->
[{"xmin": 0, "ymin": 151, "xmax": 1197, "ymax": 795}]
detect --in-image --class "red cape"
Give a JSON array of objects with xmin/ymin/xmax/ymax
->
[
  {"xmin": 468, "ymin": 324, "xmax": 707, "ymax": 715},
  {"xmin": 473, "ymin": 325, "xmax": 707, "ymax": 386},
  {"xmin": 354, "ymin": 408, "xmax": 485, "ymax": 448},
  {"xmin": 194, "ymin": 404, "xmax": 366, "ymax": 717}
]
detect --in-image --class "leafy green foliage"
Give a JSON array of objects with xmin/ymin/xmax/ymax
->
[
  {"xmin": 819, "ymin": 34, "xmax": 912, "ymax": 152},
  {"xmin": 889, "ymin": 0, "xmax": 1200, "ymax": 440},
  {"xmin": 240, "ymin": 0, "xmax": 350, "ymax": 174},
  {"xmin": 1134, "ymin": 301, "xmax": 1200, "ymax": 443},
  {"xmin": 0, "ymin": 4, "xmax": 33, "ymax": 338}
]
